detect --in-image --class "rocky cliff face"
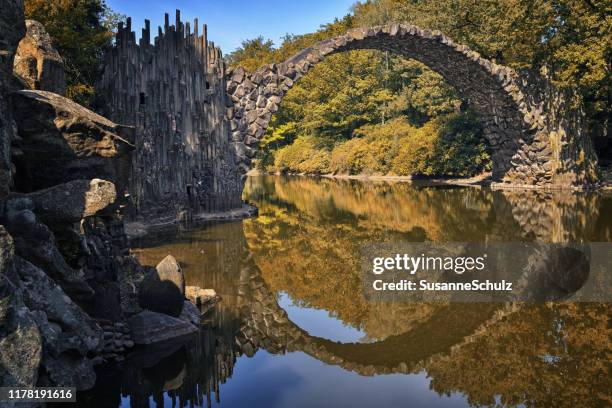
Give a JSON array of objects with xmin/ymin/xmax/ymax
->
[
  {"xmin": 0, "ymin": 5, "xmax": 134, "ymax": 388},
  {"xmin": 96, "ymin": 13, "xmax": 244, "ymax": 223},
  {"xmin": 10, "ymin": 89, "xmax": 135, "ymax": 194},
  {"xmin": 1, "ymin": 6, "xmax": 219, "ymax": 391},
  {"xmin": 13, "ymin": 20, "xmax": 66, "ymax": 95},
  {"xmin": 0, "ymin": 0, "xmax": 25, "ymax": 207}
]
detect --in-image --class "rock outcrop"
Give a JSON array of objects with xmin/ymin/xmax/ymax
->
[
  {"xmin": 0, "ymin": 227, "xmax": 42, "ymax": 388},
  {"xmin": 13, "ymin": 20, "xmax": 66, "ymax": 94},
  {"xmin": 15, "ymin": 257, "xmax": 102, "ymax": 389},
  {"xmin": 10, "ymin": 90, "xmax": 135, "ymax": 193},
  {"xmin": 139, "ymin": 255, "xmax": 185, "ymax": 317},
  {"xmin": 4, "ymin": 198, "xmax": 95, "ymax": 299},
  {"xmin": 96, "ymin": 13, "xmax": 244, "ymax": 222},
  {"xmin": 0, "ymin": 6, "xmax": 219, "ymax": 393},
  {"xmin": 24, "ymin": 178, "xmax": 117, "ymax": 226}
]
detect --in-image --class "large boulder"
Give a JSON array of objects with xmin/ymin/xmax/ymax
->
[
  {"xmin": 13, "ymin": 20, "xmax": 66, "ymax": 94},
  {"xmin": 138, "ymin": 255, "xmax": 185, "ymax": 317},
  {"xmin": 15, "ymin": 257, "xmax": 102, "ymax": 390},
  {"xmin": 127, "ymin": 310, "xmax": 197, "ymax": 345},
  {"xmin": 4, "ymin": 198, "xmax": 94, "ymax": 299},
  {"xmin": 25, "ymin": 178, "xmax": 117, "ymax": 226},
  {"xmin": 10, "ymin": 90, "xmax": 134, "ymax": 193}
]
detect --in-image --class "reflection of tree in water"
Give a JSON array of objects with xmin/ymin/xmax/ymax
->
[
  {"xmin": 243, "ymin": 176, "xmax": 604, "ymax": 338},
  {"xmin": 90, "ymin": 177, "xmax": 610, "ymax": 407},
  {"xmin": 425, "ymin": 303, "xmax": 611, "ymax": 408}
]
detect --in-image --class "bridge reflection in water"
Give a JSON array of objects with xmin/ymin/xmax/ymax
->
[{"xmin": 78, "ymin": 176, "xmax": 611, "ymax": 408}]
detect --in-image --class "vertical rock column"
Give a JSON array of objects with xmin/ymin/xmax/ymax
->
[{"xmin": 96, "ymin": 10, "xmax": 243, "ymax": 221}]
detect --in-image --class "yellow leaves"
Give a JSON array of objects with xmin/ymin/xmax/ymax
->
[
  {"xmin": 274, "ymin": 136, "xmax": 331, "ymax": 174},
  {"xmin": 552, "ymin": 39, "xmax": 609, "ymax": 90}
]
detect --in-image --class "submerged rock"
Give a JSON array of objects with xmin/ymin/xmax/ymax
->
[
  {"xmin": 139, "ymin": 255, "xmax": 185, "ymax": 317},
  {"xmin": 127, "ymin": 310, "xmax": 197, "ymax": 345},
  {"xmin": 13, "ymin": 20, "xmax": 66, "ymax": 94}
]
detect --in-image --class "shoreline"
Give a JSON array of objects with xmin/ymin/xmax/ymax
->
[
  {"xmin": 247, "ymin": 170, "xmax": 612, "ymax": 191},
  {"xmin": 125, "ymin": 204, "xmax": 258, "ymax": 241},
  {"xmin": 247, "ymin": 169, "xmax": 492, "ymax": 186}
]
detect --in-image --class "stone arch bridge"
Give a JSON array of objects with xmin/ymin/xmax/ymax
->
[{"xmin": 226, "ymin": 23, "xmax": 599, "ymax": 188}]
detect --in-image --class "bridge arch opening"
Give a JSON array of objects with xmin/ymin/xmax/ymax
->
[
  {"xmin": 247, "ymin": 48, "xmax": 492, "ymax": 179},
  {"xmin": 227, "ymin": 24, "xmax": 597, "ymax": 189}
]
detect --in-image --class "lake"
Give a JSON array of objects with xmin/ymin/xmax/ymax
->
[{"xmin": 76, "ymin": 175, "xmax": 611, "ymax": 408}]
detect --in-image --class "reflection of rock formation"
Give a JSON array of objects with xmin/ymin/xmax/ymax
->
[
  {"xmin": 501, "ymin": 189, "xmax": 601, "ymax": 242},
  {"xmin": 125, "ymin": 212, "xmax": 609, "ymax": 407}
]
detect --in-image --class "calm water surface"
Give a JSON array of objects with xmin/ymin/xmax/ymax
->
[{"xmin": 80, "ymin": 176, "xmax": 611, "ymax": 408}]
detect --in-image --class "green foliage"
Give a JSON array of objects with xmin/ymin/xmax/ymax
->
[
  {"xmin": 24, "ymin": 0, "xmax": 122, "ymax": 106},
  {"xmin": 391, "ymin": 120, "xmax": 438, "ymax": 176},
  {"xmin": 353, "ymin": 0, "xmax": 611, "ymax": 148},
  {"xmin": 431, "ymin": 113, "xmax": 492, "ymax": 177},
  {"xmin": 329, "ymin": 117, "xmax": 412, "ymax": 174},
  {"xmin": 392, "ymin": 113, "xmax": 491, "ymax": 177},
  {"xmin": 225, "ymin": 37, "xmax": 276, "ymax": 73}
]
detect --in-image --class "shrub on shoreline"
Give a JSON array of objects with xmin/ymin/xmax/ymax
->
[{"xmin": 268, "ymin": 114, "xmax": 491, "ymax": 177}]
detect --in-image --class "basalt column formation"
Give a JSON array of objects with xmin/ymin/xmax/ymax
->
[{"xmin": 97, "ymin": 11, "xmax": 243, "ymax": 222}]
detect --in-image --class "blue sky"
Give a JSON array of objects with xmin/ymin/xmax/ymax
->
[{"xmin": 106, "ymin": 0, "xmax": 357, "ymax": 54}]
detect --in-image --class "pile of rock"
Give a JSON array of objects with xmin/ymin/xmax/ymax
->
[
  {"xmin": 128, "ymin": 254, "xmax": 221, "ymax": 345},
  {"xmin": 98, "ymin": 320, "xmax": 134, "ymax": 363},
  {"xmin": 186, "ymin": 285, "xmax": 220, "ymax": 315}
]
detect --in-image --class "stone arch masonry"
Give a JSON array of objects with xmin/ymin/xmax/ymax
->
[{"xmin": 227, "ymin": 23, "xmax": 599, "ymax": 189}]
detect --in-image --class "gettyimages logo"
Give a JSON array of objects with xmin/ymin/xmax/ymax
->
[
  {"xmin": 372, "ymin": 253, "xmax": 487, "ymax": 275},
  {"xmin": 362, "ymin": 242, "xmax": 611, "ymax": 302}
]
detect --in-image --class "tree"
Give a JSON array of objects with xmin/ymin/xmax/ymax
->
[
  {"xmin": 225, "ymin": 37, "xmax": 276, "ymax": 73},
  {"xmin": 353, "ymin": 0, "xmax": 611, "ymax": 158},
  {"xmin": 24, "ymin": 0, "xmax": 121, "ymax": 105}
]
